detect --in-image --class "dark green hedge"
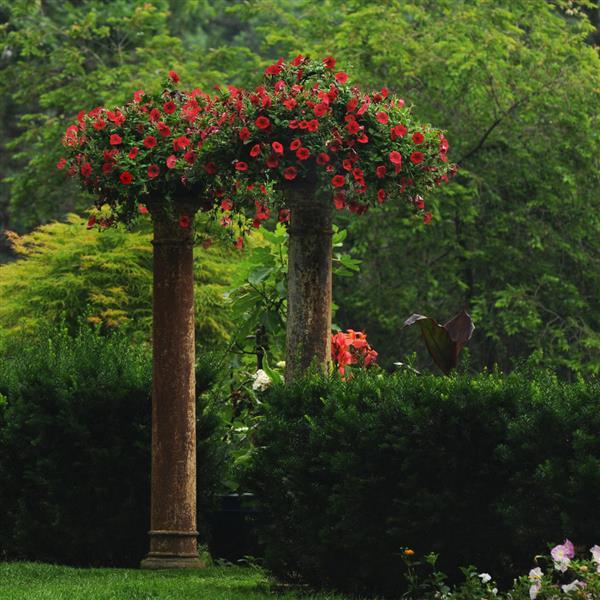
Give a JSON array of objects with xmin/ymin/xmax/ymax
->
[
  {"xmin": 0, "ymin": 327, "xmax": 225, "ymax": 567},
  {"xmin": 245, "ymin": 372, "xmax": 600, "ymax": 597}
]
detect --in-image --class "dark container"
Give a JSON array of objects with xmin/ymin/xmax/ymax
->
[{"xmin": 208, "ymin": 493, "xmax": 264, "ymax": 562}]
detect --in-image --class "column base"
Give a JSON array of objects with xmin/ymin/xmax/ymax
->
[{"xmin": 140, "ymin": 554, "xmax": 205, "ymax": 570}]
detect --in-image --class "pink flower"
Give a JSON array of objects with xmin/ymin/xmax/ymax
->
[
  {"xmin": 551, "ymin": 539, "xmax": 574, "ymax": 572},
  {"xmin": 166, "ymin": 155, "xmax": 177, "ymax": 169}
]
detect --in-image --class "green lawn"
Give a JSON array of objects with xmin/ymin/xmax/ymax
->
[{"xmin": 0, "ymin": 563, "xmax": 347, "ymax": 600}]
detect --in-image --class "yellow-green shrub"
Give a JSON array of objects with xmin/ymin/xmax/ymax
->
[{"xmin": 0, "ymin": 214, "xmax": 239, "ymax": 351}]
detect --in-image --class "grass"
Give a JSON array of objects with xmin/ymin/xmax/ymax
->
[{"xmin": 0, "ymin": 563, "xmax": 347, "ymax": 600}]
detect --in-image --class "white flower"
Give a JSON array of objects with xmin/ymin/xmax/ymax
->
[
  {"xmin": 561, "ymin": 579, "xmax": 584, "ymax": 593},
  {"xmin": 528, "ymin": 568, "xmax": 543, "ymax": 600},
  {"xmin": 529, "ymin": 582, "xmax": 541, "ymax": 600},
  {"xmin": 529, "ymin": 567, "xmax": 543, "ymax": 581},
  {"xmin": 479, "ymin": 573, "xmax": 492, "ymax": 584},
  {"xmin": 251, "ymin": 369, "xmax": 271, "ymax": 392}
]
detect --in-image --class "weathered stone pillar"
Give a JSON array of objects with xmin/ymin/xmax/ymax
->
[
  {"xmin": 141, "ymin": 205, "xmax": 203, "ymax": 569},
  {"xmin": 284, "ymin": 183, "xmax": 333, "ymax": 382}
]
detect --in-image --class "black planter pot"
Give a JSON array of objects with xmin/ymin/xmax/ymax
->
[{"xmin": 208, "ymin": 493, "xmax": 264, "ymax": 562}]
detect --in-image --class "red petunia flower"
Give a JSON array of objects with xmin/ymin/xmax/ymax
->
[
  {"xmin": 239, "ymin": 127, "xmax": 251, "ymax": 141},
  {"xmin": 221, "ymin": 198, "xmax": 233, "ymax": 211},
  {"xmin": 129, "ymin": 147, "xmax": 139, "ymax": 159},
  {"xmin": 423, "ymin": 211, "xmax": 432, "ymax": 224},
  {"xmin": 283, "ymin": 166, "xmax": 297, "ymax": 180},
  {"xmin": 283, "ymin": 98, "xmax": 297, "ymax": 110},
  {"xmin": 306, "ymin": 119, "xmax": 319, "ymax": 132},
  {"xmin": 332, "ymin": 174, "xmax": 345, "ymax": 188},
  {"xmin": 133, "ymin": 90, "xmax": 145, "ymax": 103},
  {"xmin": 296, "ymin": 147, "xmax": 310, "ymax": 160},
  {"xmin": 250, "ymin": 144, "xmax": 261, "ymax": 158},
  {"xmin": 255, "ymin": 116, "xmax": 270, "ymax": 129},
  {"xmin": 110, "ymin": 134, "xmax": 122, "ymax": 145},
  {"xmin": 138, "ymin": 204, "xmax": 149, "ymax": 214},
  {"xmin": 93, "ymin": 119, "xmax": 106, "ymax": 131},
  {"xmin": 412, "ymin": 132, "xmax": 425, "ymax": 145},
  {"xmin": 203, "ymin": 162, "xmax": 217, "ymax": 174},
  {"xmin": 376, "ymin": 112, "xmax": 389, "ymax": 124},
  {"xmin": 279, "ymin": 208, "xmax": 290, "ymax": 222},
  {"xmin": 148, "ymin": 164, "xmax": 160, "ymax": 178},
  {"xmin": 81, "ymin": 162, "xmax": 92, "ymax": 177},
  {"xmin": 169, "ymin": 70, "xmax": 180, "ymax": 83},
  {"xmin": 120, "ymin": 171, "xmax": 133, "ymax": 185},
  {"xmin": 290, "ymin": 139, "xmax": 302, "ymax": 151},
  {"xmin": 178, "ymin": 215, "xmax": 190, "ymax": 229},
  {"xmin": 157, "ymin": 122, "xmax": 171, "ymax": 137},
  {"xmin": 333, "ymin": 192, "xmax": 346, "ymax": 209},
  {"xmin": 166, "ymin": 155, "xmax": 177, "ymax": 169},
  {"xmin": 389, "ymin": 151, "xmax": 402, "ymax": 165},
  {"xmin": 410, "ymin": 151, "xmax": 424, "ymax": 165},
  {"xmin": 266, "ymin": 155, "xmax": 279, "ymax": 168},
  {"xmin": 356, "ymin": 133, "xmax": 369, "ymax": 143},
  {"xmin": 377, "ymin": 189, "xmax": 386, "ymax": 204},
  {"xmin": 235, "ymin": 237, "xmax": 244, "ymax": 249},
  {"xmin": 314, "ymin": 103, "xmax": 329, "ymax": 117},
  {"xmin": 391, "ymin": 124, "xmax": 408, "ymax": 139},
  {"xmin": 346, "ymin": 120, "xmax": 360, "ymax": 134},
  {"xmin": 316, "ymin": 153, "xmax": 330, "ymax": 165},
  {"xmin": 149, "ymin": 109, "xmax": 161, "ymax": 122},
  {"xmin": 173, "ymin": 136, "xmax": 191, "ymax": 150},
  {"xmin": 163, "ymin": 101, "xmax": 177, "ymax": 114},
  {"xmin": 323, "ymin": 56, "xmax": 336, "ymax": 69},
  {"xmin": 335, "ymin": 72, "xmax": 349, "ymax": 84},
  {"xmin": 184, "ymin": 150, "xmax": 196, "ymax": 164},
  {"xmin": 56, "ymin": 158, "xmax": 67, "ymax": 170},
  {"xmin": 272, "ymin": 141, "xmax": 284, "ymax": 154},
  {"xmin": 102, "ymin": 162, "xmax": 112, "ymax": 174},
  {"xmin": 415, "ymin": 195, "xmax": 425, "ymax": 210},
  {"xmin": 143, "ymin": 136, "xmax": 157, "ymax": 149},
  {"xmin": 376, "ymin": 165, "xmax": 387, "ymax": 178},
  {"xmin": 235, "ymin": 161, "xmax": 248, "ymax": 171}
]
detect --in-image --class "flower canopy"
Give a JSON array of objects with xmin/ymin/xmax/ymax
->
[
  {"xmin": 58, "ymin": 71, "xmax": 227, "ymax": 227},
  {"xmin": 211, "ymin": 55, "xmax": 456, "ymax": 223},
  {"xmin": 59, "ymin": 57, "xmax": 456, "ymax": 233}
]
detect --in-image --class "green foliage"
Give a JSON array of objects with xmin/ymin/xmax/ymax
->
[
  {"xmin": 0, "ymin": 326, "xmax": 226, "ymax": 566},
  {"xmin": 227, "ymin": 223, "xmax": 360, "ymax": 368},
  {"xmin": 245, "ymin": 370, "xmax": 600, "ymax": 597},
  {"xmin": 0, "ymin": 214, "xmax": 238, "ymax": 351},
  {"xmin": 208, "ymin": 0, "xmax": 600, "ymax": 377}
]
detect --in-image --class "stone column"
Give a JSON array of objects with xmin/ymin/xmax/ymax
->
[
  {"xmin": 141, "ymin": 205, "xmax": 203, "ymax": 569},
  {"xmin": 284, "ymin": 184, "xmax": 333, "ymax": 382}
]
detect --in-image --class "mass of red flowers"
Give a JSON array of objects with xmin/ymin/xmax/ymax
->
[
  {"xmin": 59, "ymin": 57, "xmax": 455, "ymax": 233},
  {"xmin": 58, "ymin": 72, "xmax": 230, "ymax": 229},
  {"xmin": 331, "ymin": 329, "xmax": 378, "ymax": 376},
  {"xmin": 210, "ymin": 55, "xmax": 456, "ymax": 222}
]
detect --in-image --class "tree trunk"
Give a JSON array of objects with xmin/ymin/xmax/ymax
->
[
  {"xmin": 285, "ymin": 185, "xmax": 333, "ymax": 382},
  {"xmin": 141, "ymin": 206, "xmax": 203, "ymax": 569}
]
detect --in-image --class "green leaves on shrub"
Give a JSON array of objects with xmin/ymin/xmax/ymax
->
[{"xmin": 245, "ymin": 371, "xmax": 600, "ymax": 597}]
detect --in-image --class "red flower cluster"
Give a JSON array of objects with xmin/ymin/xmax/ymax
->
[
  {"xmin": 60, "ymin": 58, "xmax": 456, "ymax": 239},
  {"xmin": 211, "ymin": 56, "xmax": 456, "ymax": 224},
  {"xmin": 59, "ymin": 71, "xmax": 222, "ymax": 228},
  {"xmin": 331, "ymin": 329, "xmax": 378, "ymax": 376}
]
